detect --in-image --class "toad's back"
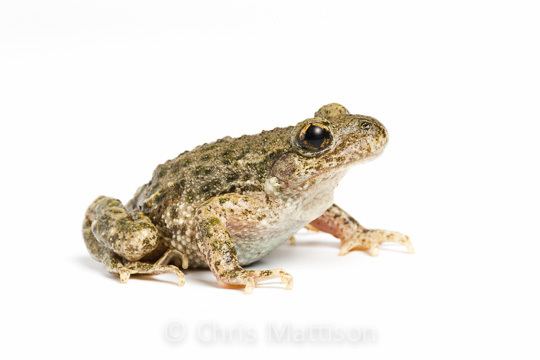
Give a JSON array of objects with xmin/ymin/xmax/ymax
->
[{"xmin": 127, "ymin": 126, "xmax": 292, "ymax": 226}]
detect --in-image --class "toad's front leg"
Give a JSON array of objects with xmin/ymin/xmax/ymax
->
[
  {"xmin": 194, "ymin": 195, "xmax": 293, "ymax": 293},
  {"xmin": 309, "ymin": 204, "xmax": 413, "ymax": 256}
]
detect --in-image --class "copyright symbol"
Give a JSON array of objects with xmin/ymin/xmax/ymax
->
[{"xmin": 165, "ymin": 322, "xmax": 187, "ymax": 343}]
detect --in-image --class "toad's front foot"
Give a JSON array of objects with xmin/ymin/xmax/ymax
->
[
  {"xmin": 309, "ymin": 204, "xmax": 413, "ymax": 257},
  {"xmin": 219, "ymin": 268, "xmax": 293, "ymax": 293},
  {"xmin": 196, "ymin": 196, "xmax": 294, "ymax": 293},
  {"xmin": 339, "ymin": 229, "xmax": 414, "ymax": 256}
]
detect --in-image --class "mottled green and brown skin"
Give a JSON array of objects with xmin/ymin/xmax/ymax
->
[{"xmin": 83, "ymin": 103, "xmax": 412, "ymax": 292}]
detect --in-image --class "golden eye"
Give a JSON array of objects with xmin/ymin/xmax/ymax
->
[{"xmin": 298, "ymin": 123, "xmax": 333, "ymax": 151}]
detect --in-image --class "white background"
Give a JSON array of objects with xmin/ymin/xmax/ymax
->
[{"xmin": 1, "ymin": 1, "xmax": 539, "ymax": 359}]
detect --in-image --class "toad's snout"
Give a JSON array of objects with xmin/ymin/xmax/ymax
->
[{"xmin": 365, "ymin": 117, "xmax": 388, "ymax": 151}]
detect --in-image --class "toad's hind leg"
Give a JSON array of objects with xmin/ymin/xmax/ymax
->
[{"xmin": 83, "ymin": 196, "xmax": 185, "ymax": 285}]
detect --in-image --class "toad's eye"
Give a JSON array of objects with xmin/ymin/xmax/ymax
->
[
  {"xmin": 360, "ymin": 121, "xmax": 372, "ymax": 131},
  {"xmin": 298, "ymin": 124, "xmax": 333, "ymax": 151}
]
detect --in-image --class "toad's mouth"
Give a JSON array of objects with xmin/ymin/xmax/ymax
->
[{"xmin": 327, "ymin": 136, "xmax": 387, "ymax": 168}]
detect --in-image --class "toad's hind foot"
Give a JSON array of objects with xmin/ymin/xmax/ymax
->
[
  {"xmin": 340, "ymin": 229, "xmax": 414, "ymax": 256},
  {"xmin": 107, "ymin": 249, "xmax": 186, "ymax": 286},
  {"xmin": 83, "ymin": 197, "xmax": 187, "ymax": 286},
  {"xmin": 115, "ymin": 262, "xmax": 185, "ymax": 286}
]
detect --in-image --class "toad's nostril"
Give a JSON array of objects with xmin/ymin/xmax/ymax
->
[
  {"xmin": 379, "ymin": 123, "xmax": 387, "ymax": 135},
  {"xmin": 381, "ymin": 127, "xmax": 388, "ymax": 145}
]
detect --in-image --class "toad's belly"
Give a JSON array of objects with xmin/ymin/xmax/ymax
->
[
  {"xmin": 231, "ymin": 196, "xmax": 334, "ymax": 265},
  {"xmin": 232, "ymin": 222, "xmax": 303, "ymax": 266}
]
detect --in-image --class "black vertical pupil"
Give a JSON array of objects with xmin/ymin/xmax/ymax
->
[{"xmin": 304, "ymin": 125, "xmax": 330, "ymax": 149}]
